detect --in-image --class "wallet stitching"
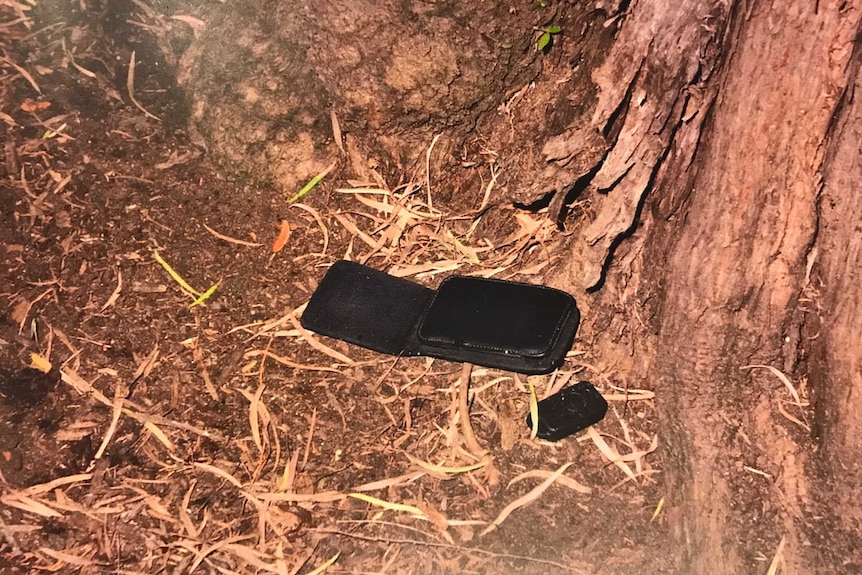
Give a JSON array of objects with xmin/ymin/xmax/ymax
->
[{"xmin": 417, "ymin": 276, "xmax": 574, "ymax": 358}]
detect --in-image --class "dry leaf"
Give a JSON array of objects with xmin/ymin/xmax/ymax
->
[{"xmin": 272, "ymin": 219, "xmax": 291, "ymax": 253}]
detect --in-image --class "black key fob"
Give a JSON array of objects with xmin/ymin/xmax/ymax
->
[{"xmin": 526, "ymin": 381, "xmax": 608, "ymax": 441}]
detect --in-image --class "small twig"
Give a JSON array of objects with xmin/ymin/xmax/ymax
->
[{"xmin": 458, "ymin": 363, "xmax": 486, "ymax": 457}]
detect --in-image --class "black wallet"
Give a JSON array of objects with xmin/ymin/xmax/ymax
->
[{"xmin": 300, "ymin": 261, "xmax": 579, "ymax": 374}]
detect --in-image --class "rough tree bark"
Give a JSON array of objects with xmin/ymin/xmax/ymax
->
[
  {"xmin": 177, "ymin": 0, "xmax": 862, "ymax": 571},
  {"xmin": 543, "ymin": 0, "xmax": 862, "ymax": 572}
]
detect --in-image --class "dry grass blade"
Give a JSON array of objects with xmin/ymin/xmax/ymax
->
[
  {"xmin": 1, "ymin": 493, "xmax": 63, "ymax": 517},
  {"xmin": 2, "ymin": 55, "xmax": 40, "ymax": 94},
  {"xmin": 330, "ymin": 109, "xmax": 343, "ymax": 152},
  {"xmin": 306, "ymin": 553, "xmax": 339, "ymax": 575},
  {"xmin": 193, "ymin": 345, "xmax": 220, "ymax": 400},
  {"xmin": 404, "ymin": 454, "xmax": 486, "ymax": 478},
  {"xmin": 38, "ymin": 546, "xmax": 95, "ymax": 566},
  {"xmin": 527, "ymin": 378, "xmax": 539, "ymax": 440},
  {"xmin": 65, "ymin": 47, "xmax": 97, "ymax": 79},
  {"xmin": 508, "ymin": 470, "xmax": 592, "ymax": 494},
  {"xmin": 192, "ymin": 462, "xmax": 243, "ymax": 488},
  {"xmin": 188, "ymin": 534, "xmax": 256, "ymax": 573},
  {"xmin": 286, "ymin": 549, "xmax": 316, "ymax": 575},
  {"xmin": 333, "ymin": 213, "xmax": 376, "ymax": 248},
  {"xmin": 651, "ymin": 497, "xmax": 665, "ymax": 522},
  {"xmin": 92, "ymin": 379, "xmax": 127, "ymax": 463},
  {"xmin": 243, "ymin": 349, "xmax": 340, "ymax": 372},
  {"xmin": 585, "ymin": 427, "xmax": 635, "ymax": 479},
  {"xmin": 614, "ymin": 433, "xmax": 659, "ymax": 463},
  {"xmin": 445, "ymin": 229, "xmax": 481, "ymax": 264},
  {"xmin": 278, "ymin": 449, "xmax": 300, "ymax": 492},
  {"xmin": 180, "ymin": 480, "xmax": 199, "ymax": 538},
  {"xmin": 775, "ymin": 398, "xmax": 811, "ymax": 431},
  {"xmin": 478, "ymin": 161, "xmax": 499, "ymax": 211},
  {"xmin": 301, "ymin": 408, "xmax": 317, "ymax": 471},
  {"xmin": 457, "ymin": 363, "xmax": 486, "ymax": 458},
  {"xmin": 288, "ymin": 313, "xmax": 354, "ymax": 365},
  {"xmin": 126, "ymin": 50, "xmax": 161, "ymax": 121},
  {"xmin": 352, "ymin": 471, "xmax": 424, "ymax": 492},
  {"xmin": 766, "ymin": 535, "xmax": 786, "ymax": 575},
  {"xmin": 128, "ymin": 413, "xmax": 176, "ymax": 449},
  {"xmin": 318, "ymin": 528, "xmax": 590, "ymax": 573},
  {"xmin": 99, "ymin": 270, "xmax": 122, "ymax": 312},
  {"xmin": 351, "ymin": 194, "xmax": 400, "ymax": 215},
  {"xmin": 153, "ymin": 250, "xmax": 201, "ymax": 297},
  {"xmin": 22, "ymin": 473, "xmax": 93, "ymax": 496},
  {"xmin": 742, "ymin": 364, "xmax": 804, "ymax": 407},
  {"xmin": 424, "ymin": 133, "xmax": 442, "ymax": 209},
  {"xmin": 246, "ymin": 490, "xmax": 344, "ymax": 503},
  {"xmin": 291, "ymin": 202, "xmax": 330, "ymax": 256},
  {"xmin": 61, "ymin": 368, "xmax": 111, "ymax": 405},
  {"xmin": 744, "ymin": 466, "xmax": 771, "ymax": 479},
  {"xmin": 608, "ymin": 469, "xmax": 663, "ymax": 493},
  {"xmin": 348, "ymin": 493, "xmax": 427, "ymax": 519},
  {"xmin": 13, "ymin": 287, "xmax": 52, "ymax": 334},
  {"xmin": 602, "ymin": 382, "xmax": 655, "ymax": 402},
  {"xmin": 170, "ymin": 14, "xmax": 206, "ymax": 32},
  {"xmin": 389, "ymin": 261, "xmax": 461, "ymax": 278},
  {"xmin": 335, "ymin": 187, "xmax": 391, "ymax": 196},
  {"xmin": 358, "ymin": 204, "xmax": 407, "ymax": 264},
  {"xmin": 203, "ymin": 222, "xmax": 263, "ymax": 247},
  {"xmin": 247, "ymin": 382, "xmax": 267, "ymax": 453},
  {"xmin": 93, "ymin": 346, "xmax": 159, "ymax": 461},
  {"xmin": 471, "ymin": 375, "xmax": 512, "ymax": 395},
  {"xmin": 222, "ymin": 543, "xmax": 281, "ymax": 572},
  {"xmin": 481, "ymin": 462, "xmax": 573, "ymax": 536},
  {"xmin": 189, "ymin": 279, "xmax": 220, "ymax": 308},
  {"xmin": 62, "ymin": 370, "xmax": 206, "ymax": 443}
]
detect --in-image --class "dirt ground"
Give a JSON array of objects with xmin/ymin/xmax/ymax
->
[{"xmin": 1, "ymin": 2, "xmax": 670, "ymax": 574}]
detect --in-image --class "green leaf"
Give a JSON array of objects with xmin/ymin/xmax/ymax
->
[
  {"xmin": 537, "ymin": 31, "xmax": 551, "ymax": 52},
  {"xmin": 546, "ymin": 26, "xmax": 561, "ymax": 34},
  {"xmin": 288, "ymin": 160, "xmax": 336, "ymax": 204}
]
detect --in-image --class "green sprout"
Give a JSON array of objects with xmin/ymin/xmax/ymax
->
[{"xmin": 536, "ymin": 25, "xmax": 561, "ymax": 52}]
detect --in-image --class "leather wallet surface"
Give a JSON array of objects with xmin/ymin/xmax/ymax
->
[
  {"xmin": 301, "ymin": 261, "xmax": 579, "ymax": 374},
  {"xmin": 418, "ymin": 276, "xmax": 575, "ymax": 358},
  {"xmin": 298, "ymin": 261, "xmax": 434, "ymax": 355}
]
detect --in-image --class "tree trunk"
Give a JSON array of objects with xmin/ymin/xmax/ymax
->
[{"xmin": 544, "ymin": 0, "xmax": 862, "ymax": 571}]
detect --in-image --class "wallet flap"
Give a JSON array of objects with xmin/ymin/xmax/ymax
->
[
  {"xmin": 417, "ymin": 276, "xmax": 575, "ymax": 358},
  {"xmin": 300, "ymin": 260, "xmax": 434, "ymax": 355}
]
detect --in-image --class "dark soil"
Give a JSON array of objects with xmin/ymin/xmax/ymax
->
[{"xmin": 1, "ymin": 2, "xmax": 670, "ymax": 573}]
